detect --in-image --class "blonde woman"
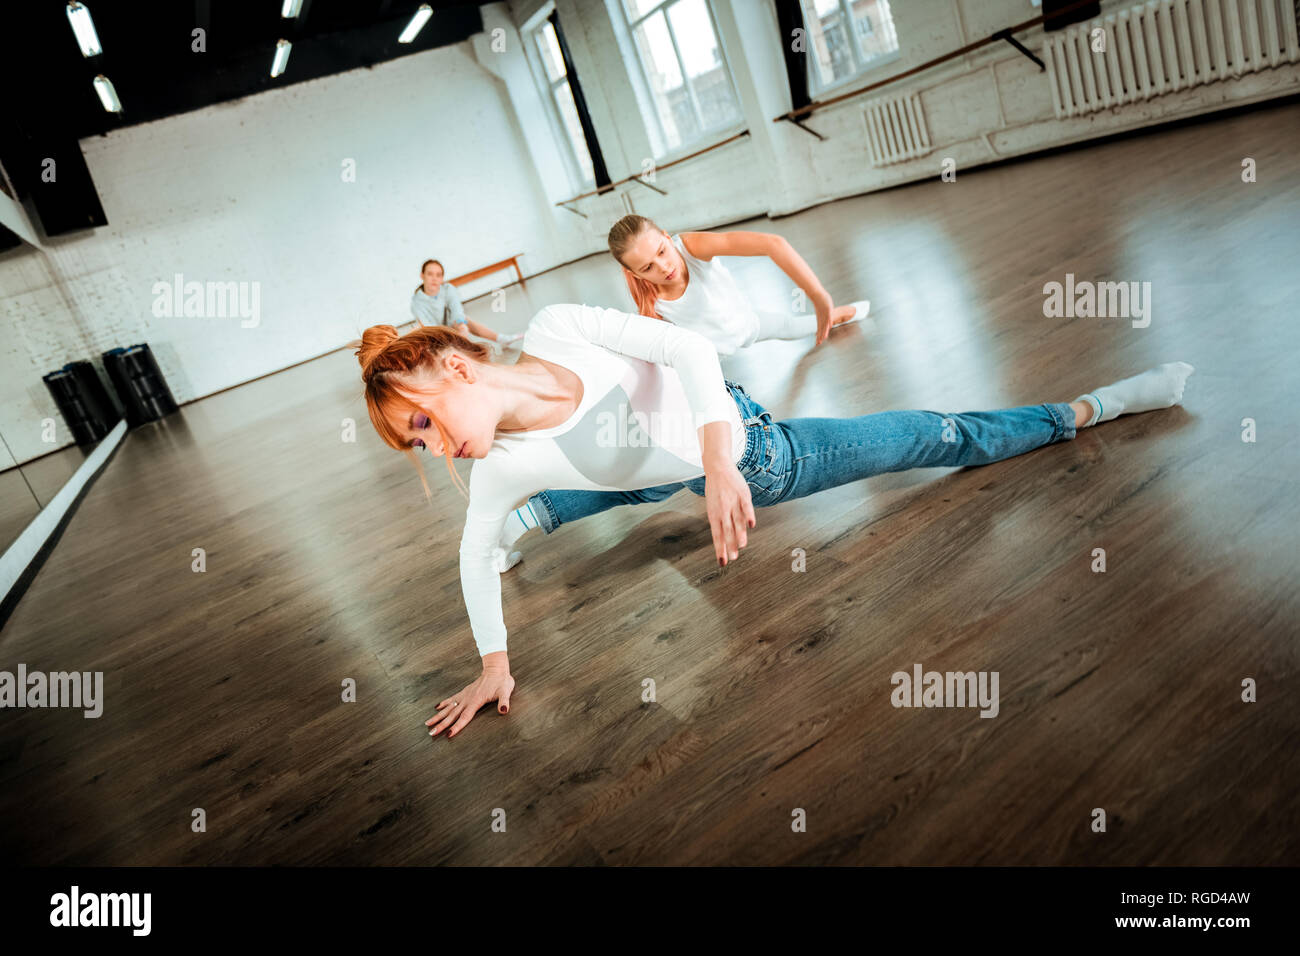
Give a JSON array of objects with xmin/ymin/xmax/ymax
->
[{"xmin": 608, "ymin": 214, "xmax": 871, "ymax": 353}]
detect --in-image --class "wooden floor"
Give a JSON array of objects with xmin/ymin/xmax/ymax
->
[{"xmin": 2, "ymin": 99, "xmax": 1297, "ymax": 865}]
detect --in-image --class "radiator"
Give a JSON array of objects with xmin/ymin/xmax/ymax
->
[
  {"xmin": 861, "ymin": 92, "xmax": 932, "ymax": 166},
  {"xmin": 1043, "ymin": 0, "xmax": 1300, "ymax": 118}
]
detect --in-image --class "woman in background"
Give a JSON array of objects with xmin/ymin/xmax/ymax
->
[{"xmin": 411, "ymin": 258, "xmax": 522, "ymax": 349}]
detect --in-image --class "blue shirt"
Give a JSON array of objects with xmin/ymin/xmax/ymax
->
[{"xmin": 410, "ymin": 283, "xmax": 466, "ymax": 326}]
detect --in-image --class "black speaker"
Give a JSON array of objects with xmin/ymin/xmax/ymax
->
[
  {"xmin": 102, "ymin": 344, "xmax": 179, "ymax": 426},
  {"xmin": 1043, "ymin": 0, "xmax": 1101, "ymax": 32},
  {"xmin": 42, "ymin": 360, "xmax": 120, "ymax": 446}
]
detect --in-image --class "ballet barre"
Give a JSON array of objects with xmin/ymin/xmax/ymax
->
[
  {"xmin": 554, "ymin": 130, "xmax": 752, "ymax": 216},
  {"xmin": 448, "ymin": 255, "xmax": 525, "ymax": 289},
  {"xmin": 771, "ymin": 0, "xmax": 1101, "ymax": 137}
]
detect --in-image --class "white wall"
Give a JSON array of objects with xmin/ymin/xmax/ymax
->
[
  {"xmin": 0, "ymin": 32, "xmax": 566, "ymax": 465},
  {"xmin": 543, "ymin": 0, "xmax": 1300, "ymax": 234}
]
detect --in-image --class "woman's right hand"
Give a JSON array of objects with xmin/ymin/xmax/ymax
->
[
  {"xmin": 428, "ymin": 665, "xmax": 515, "ymax": 739},
  {"xmin": 704, "ymin": 460, "xmax": 757, "ymax": 566}
]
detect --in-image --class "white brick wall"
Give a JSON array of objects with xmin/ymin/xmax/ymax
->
[
  {"xmin": 0, "ymin": 39, "xmax": 564, "ymax": 465},
  {"xmin": 552, "ymin": 0, "xmax": 1300, "ymax": 223}
]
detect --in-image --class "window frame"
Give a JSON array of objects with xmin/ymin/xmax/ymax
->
[
  {"xmin": 802, "ymin": 0, "xmax": 902, "ymax": 99},
  {"xmin": 522, "ymin": 16, "xmax": 597, "ymax": 194},
  {"xmin": 614, "ymin": 0, "xmax": 745, "ymax": 160}
]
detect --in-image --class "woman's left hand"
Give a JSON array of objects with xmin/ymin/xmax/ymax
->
[{"xmin": 704, "ymin": 462, "xmax": 756, "ymax": 566}]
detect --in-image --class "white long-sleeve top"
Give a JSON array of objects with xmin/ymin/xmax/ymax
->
[{"xmin": 458, "ymin": 303, "xmax": 748, "ymax": 658}]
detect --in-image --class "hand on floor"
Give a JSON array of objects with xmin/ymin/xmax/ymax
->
[
  {"xmin": 824, "ymin": 299, "xmax": 872, "ymax": 340},
  {"xmin": 428, "ymin": 665, "xmax": 515, "ymax": 739}
]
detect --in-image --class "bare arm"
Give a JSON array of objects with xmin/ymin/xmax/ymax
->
[
  {"xmin": 464, "ymin": 319, "xmax": 502, "ymax": 340},
  {"xmin": 443, "ymin": 286, "xmax": 508, "ymax": 341},
  {"xmin": 682, "ymin": 230, "xmax": 837, "ymax": 343}
]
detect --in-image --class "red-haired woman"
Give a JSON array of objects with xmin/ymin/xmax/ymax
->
[
  {"xmin": 411, "ymin": 258, "xmax": 522, "ymax": 350},
  {"xmin": 355, "ymin": 306, "xmax": 1193, "ymax": 738},
  {"xmin": 608, "ymin": 214, "xmax": 871, "ymax": 353}
]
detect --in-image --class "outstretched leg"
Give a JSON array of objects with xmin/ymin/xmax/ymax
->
[
  {"xmin": 749, "ymin": 362, "xmax": 1194, "ymax": 504},
  {"xmin": 763, "ymin": 402, "xmax": 1079, "ymax": 503}
]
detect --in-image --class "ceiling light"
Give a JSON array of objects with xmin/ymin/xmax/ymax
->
[
  {"xmin": 93, "ymin": 75, "xmax": 121, "ymax": 112},
  {"xmin": 281, "ymin": 0, "xmax": 303, "ymax": 17},
  {"xmin": 271, "ymin": 39, "xmax": 292, "ymax": 78},
  {"xmin": 66, "ymin": 2, "xmax": 103, "ymax": 57},
  {"xmin": 398, "ymin": 4, "xmax": 433, "ymax": 43}
]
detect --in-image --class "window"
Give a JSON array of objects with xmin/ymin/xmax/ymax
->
[
  {"xmin": 801, "ymin": 0, "xmax": 900, "ymax": 96},
  {"xmin": 527, "ymin": 18, "xmax": 596, "ymax": 190},
  {"xmin": 614, "ymin": 0, "xmax": 743, "ymax": 156}
]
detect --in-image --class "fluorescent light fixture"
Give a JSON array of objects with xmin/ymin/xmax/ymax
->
[
  {"xmin": 66, "ymin": 2, "xmax": 103, "ymax": 57},
  {"xmin": 398, "ymin": 4, "xmax": 433, "ymax": 43},
  {"xmin": 271, "ymin": 39, "xmax": 292, "ymax": 77},
  {"xmin": 92, "ymin": 74, "xmax": 121, "ymax": 112},
  {"xmin": 281, "ymin": 0, "xmax": 303, "ymax": 17}
]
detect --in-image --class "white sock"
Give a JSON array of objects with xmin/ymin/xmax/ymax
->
[
  {"xmin": 501, "ymin": 499, "xmax": 541, "ymax": 548},
  {"xmin": 1074, "ymin": 361, "xmax": 1195, "ymax": 427},
  {"xmin": 491, "ymin": 546, "xmax": 522, "ymax": 573}
]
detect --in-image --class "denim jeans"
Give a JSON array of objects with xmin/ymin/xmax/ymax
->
[{"xmin": 529, "ymin": 380, "xmax": 1077, "ymax": 533}]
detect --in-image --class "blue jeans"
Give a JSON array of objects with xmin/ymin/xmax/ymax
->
[{"xmin": 529, "ymin": 380, "xmax": 1077, "ymax": 533}]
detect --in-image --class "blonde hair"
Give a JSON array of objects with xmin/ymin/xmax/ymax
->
[{"xmin": 608, "ymin": 214, "xmax": 666, "ymax": 319}]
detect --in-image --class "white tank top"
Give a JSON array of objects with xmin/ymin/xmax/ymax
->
[{"xmin": 651, "ymin": 234, "xmax": 758, "ymax": 355}]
